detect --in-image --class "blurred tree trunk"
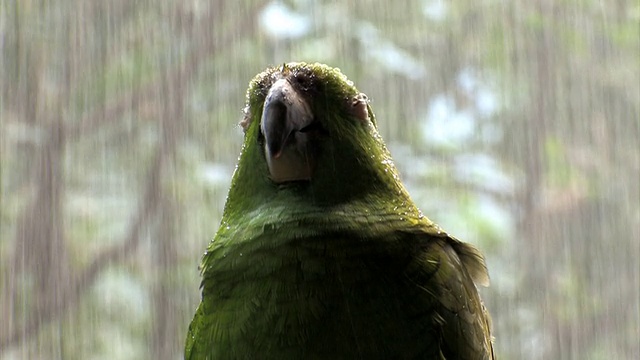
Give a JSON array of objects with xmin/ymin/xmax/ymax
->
[
  {"xmin": 2, "ymin": 5, "xmax": 70, "ymax": 354},
  {"xmin": 149, "ymin": 15, "xmax": 187, "ymax": 355}
]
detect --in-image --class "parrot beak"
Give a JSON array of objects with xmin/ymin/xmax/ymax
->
[{"xmin": 261, "ymin": 78, "xmax": 317, "ymax": 183}]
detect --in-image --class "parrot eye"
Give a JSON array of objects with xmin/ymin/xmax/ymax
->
[{"xmin": 291, "ymin": 71, "xmax": 315, "ymax": 92}]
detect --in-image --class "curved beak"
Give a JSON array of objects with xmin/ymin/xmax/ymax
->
[
  {"xmin": 261, "ymin": 79, "xmax": 314, "ymax": 158},
  {"xmin": 260, "ymin": 79, "xmax": 316, "ymax": 183}
]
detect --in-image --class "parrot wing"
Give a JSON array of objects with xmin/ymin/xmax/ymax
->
[{"xmin": 403, "ymin": 230, "xmax": 495, "ymax": 359}]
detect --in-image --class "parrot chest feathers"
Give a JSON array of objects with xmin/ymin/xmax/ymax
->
[
  {"xmin": 195, "ymin": 222, "xmax": 492, "ymax": 359},
  {"xmin": 199, "ymin": 229, "xmax": 440, "ymax": 358}
]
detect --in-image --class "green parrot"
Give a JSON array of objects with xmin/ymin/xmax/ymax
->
[{"xmin": 186, "ymin": 62, "xmax": 495, "ymax": 359}]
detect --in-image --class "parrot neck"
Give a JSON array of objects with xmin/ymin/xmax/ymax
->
[{"xmin": 221, "ymin": 184, "xmax": 430, "ymax": 241}]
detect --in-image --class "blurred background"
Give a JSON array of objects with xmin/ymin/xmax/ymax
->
[{"xmin": 1, "ymin": 0, "xmax": 638, "ymax": 359}]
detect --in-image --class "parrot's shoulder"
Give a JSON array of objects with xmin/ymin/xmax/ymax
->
[
  {"xmin": 442, "ymin": 234, "xmax": 490, "ymax": 287},
  {"xmin": 400, "ymin": 227, "xmax": 495, "ymax": 359},
  {"xmin": 401, "ymin": 227, "xmax": 490, "ymax": 288}
]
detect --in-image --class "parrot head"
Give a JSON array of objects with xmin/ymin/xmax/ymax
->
[
  {"xmin": 249, "ymin": 64, "xmax": 372, "ymax": 184},
  {"xmin": 232, "ymin": 62, "xmax": 405, "ymax": 207}
]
